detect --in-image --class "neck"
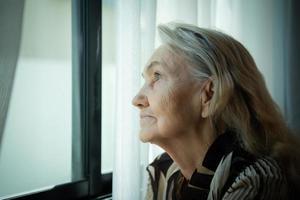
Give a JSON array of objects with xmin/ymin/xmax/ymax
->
[{"xmin": 156, "ymin": 120, "xmax": 216, "ymax": 180}]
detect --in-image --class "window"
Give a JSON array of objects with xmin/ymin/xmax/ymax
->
[
  {"xmin": 0, "ymin": 0, "xmax": 111, "ymax": 199},
  {"xmin": 0, "ymin": 0, "xmax": 75, "ymax": 197}
]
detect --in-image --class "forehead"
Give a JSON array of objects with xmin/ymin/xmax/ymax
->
[
  {"xmin": 143, "ymin": 45, "xmax": 187, "ymax": 75},
  {"xmin": 149, "ymin": 45, "xmax": 173, "ymax": 61}
]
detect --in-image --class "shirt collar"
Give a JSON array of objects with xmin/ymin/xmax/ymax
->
[
  {"xmin": 201, "ymin": 130, "xmax": 238, "ymax": 171},
  {"xmin": 186, "ymin": 131, "xmax": 239, "ymax": 191}
]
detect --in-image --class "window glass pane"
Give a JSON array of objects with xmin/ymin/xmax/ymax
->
[
  {"xmin": 0, "ymin": 0, "xmax": 81, "ymax": 198},
  {"xmin": 101, "ymin": 0, "xmax": 116, "ymax": 174}
]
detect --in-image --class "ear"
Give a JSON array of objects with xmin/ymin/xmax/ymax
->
[{"xmin": 200, "ymin": 79, "xmax": 214, "ymax": 118}]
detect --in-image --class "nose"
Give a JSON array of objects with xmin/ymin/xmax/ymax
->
[{"xmin": 132, "ymin": 89, "xmax": 149, "ymax": 109}]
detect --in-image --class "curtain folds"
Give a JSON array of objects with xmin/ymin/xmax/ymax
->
[
  {"xmin": 113, "ymin": 0, "xmax": 299, "ymax": 199},
  {"xmin": 113, "ymin": 0, "xmax": 145, "ymax": 199}
]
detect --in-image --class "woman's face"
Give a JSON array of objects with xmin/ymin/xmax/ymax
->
[{"xmin": 132, "ymin": 45, "xmax": 203, "ymax": 144}]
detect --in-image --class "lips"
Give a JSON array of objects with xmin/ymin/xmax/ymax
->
[
  {"xmin": 140, "ymin": 113, "xmax": 155, "ymax": 119},
  {"xmin": 140, "ymin": 113, "xmax": 156, "ymax": 126},
  {"xmin": 140, "ymin": 115, "xmax": 154, "ymax": 119}
]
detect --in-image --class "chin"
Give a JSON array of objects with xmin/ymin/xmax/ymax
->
[
  {"xmin": 139, "ymin": 132, "xmax": 151, "ymax": 143},
  {"xmin": 139, "ymin": 129, "xmax": 156, "ymax": 143}
]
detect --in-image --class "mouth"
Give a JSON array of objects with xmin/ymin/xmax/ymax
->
[
  {"xmin": 140, "ymin": 114, "xmax": 155, "ymax": 119},
  {"xmin": 139, "ymin": 113, "xmax": 157, "ymax": 123},
  {"xmin": 139, "ymin": 115, "xmax": 156, "ymax": 126}
]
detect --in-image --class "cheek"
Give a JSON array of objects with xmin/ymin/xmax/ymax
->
[
  {"xmin": 155, "ymin": 87, "xmax": 190, "ymax": 134},
  {"xmin": 154, "ymin": 86, "xmax": 177, "ymax": 117}
]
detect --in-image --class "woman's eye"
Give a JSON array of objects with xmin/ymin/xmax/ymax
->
[{"xmin": 153, "ymin": 72, "xmax": 161, "ymax": 81}]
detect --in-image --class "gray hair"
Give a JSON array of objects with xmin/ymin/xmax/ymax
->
[{"xmin": 157, "ymin": 22, "xmax": 288, "ymax": 154}]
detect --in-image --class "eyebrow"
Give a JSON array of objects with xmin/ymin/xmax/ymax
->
[{"xmin": 141, "ymin": 61, "xmax": 161, "ymax": 78}]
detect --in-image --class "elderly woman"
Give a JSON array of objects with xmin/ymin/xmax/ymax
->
[{"xmin": 132, "ymin": 23, "xmax": 300, "ymax": 200}]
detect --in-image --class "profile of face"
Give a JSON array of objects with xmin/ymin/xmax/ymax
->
[{"xmin": 132, "ymin": 45, "xmax": 209, "ymax": 145}]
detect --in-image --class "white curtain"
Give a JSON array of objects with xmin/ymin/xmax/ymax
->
[
  {"xmin": 113, "ymin": 0, "xmax": 156, "ymax": 199},
  {"xmin": 113, "ymin": 0, "xmax": 295, "ymax": 199}
]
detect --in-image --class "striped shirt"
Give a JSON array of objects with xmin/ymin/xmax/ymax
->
[{"xmin": 145, "ymin": 132, "xmax": 288, "ymax": 200}]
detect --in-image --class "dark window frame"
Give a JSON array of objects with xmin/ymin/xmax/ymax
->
[{"xmin": 7, "ymin": 0, "xmax": 112, "ymax": 199}]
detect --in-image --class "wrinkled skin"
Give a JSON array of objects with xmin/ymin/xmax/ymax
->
[{"xmin": 132, "ymin": 45, "xmax": 204, "ymax": 145}]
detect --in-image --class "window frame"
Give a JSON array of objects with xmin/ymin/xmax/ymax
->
[{"xmin": 7, "ymin": 0, "xmax": 112, "ymax": 199}]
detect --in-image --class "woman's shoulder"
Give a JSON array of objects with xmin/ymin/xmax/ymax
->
[
  {"xmin": 209, "ymin": 151, "xmax": 288, "ymax": 200},
  {"xmin": 226, "ymin": 156, "xmax": 287, "ymax": 199}
]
